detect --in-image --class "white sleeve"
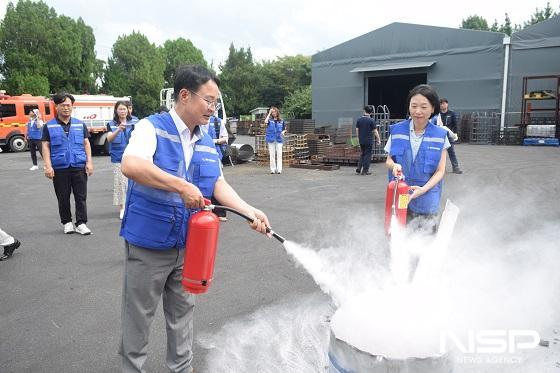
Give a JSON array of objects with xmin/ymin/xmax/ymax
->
[
  {"xmin": 122, "ymin": 118, "xmax": 156, "ymax": 162},
  {"xmin": 443, "ymin": 136, "xmax": 451, "ymax": 150},
  {"xmin": 384, "ymin": 136, "xmax": 392, "ymax": 153},
  {"xmin": 219, "ymin": 122, "xmax": 228, "ymax": 140}
]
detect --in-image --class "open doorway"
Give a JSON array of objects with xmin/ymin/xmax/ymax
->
[{"xmin": 367, "ymin": 73, "xmax": 426, "ymax": 119}]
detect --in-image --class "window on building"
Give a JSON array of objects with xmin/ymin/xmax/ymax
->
[{"xmin": 44, "ymin": 102, "xmax": 51, "ymax": 115}]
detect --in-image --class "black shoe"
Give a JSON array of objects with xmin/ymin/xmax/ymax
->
[
  {"xmin": 452, "ymin": 168, "xmax": 463, "ymax": 174},
  {"xmin": 361, "ymin": 171, "xmax": 372, "ymax": 175},
  {"xmin": 0, "ymin": 239, "xmax": 20, "ymax": 261},
  {"xmin": 355, "ymin": 169, "xmax": 361, "ymax": 174}
]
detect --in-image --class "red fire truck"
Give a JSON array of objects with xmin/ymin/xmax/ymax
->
[{"xmin": 0, "ymin": 92, "xmax": 130, "ymax": 153}]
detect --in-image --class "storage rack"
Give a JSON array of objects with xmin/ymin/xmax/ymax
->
[{"xmin": 521, "ymin": 75, "xmax": 560, "ymax": 139}]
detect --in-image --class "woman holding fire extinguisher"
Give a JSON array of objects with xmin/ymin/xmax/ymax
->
[{"xmin": 384, "ymin": 84, "xmax": 450, "ymax": 233}]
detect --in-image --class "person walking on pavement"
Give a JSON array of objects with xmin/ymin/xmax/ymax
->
[
  {"xmin": 355, "ymin": 105, "xmax": 381, "ymax": 175},
  {"xmin": 264, "ymin": 106, "xmax": 286, "ymax": 174},
  {"xmin": 42, "ymin": 93, "xmax": 94, "ymax": 235},
  {"xmin": 439, "ymin": 98, "xmax": 462, "ymax": 174},
  {"xmin": 26, "ymin": 109, "xmax": 44, "ymax": 171},
  {"xmin": 107, "ymin": 100, "xmax": 134, "ymax": 220},
  {"xmin": 119, "ymin": 64, "xmax": 271, "ymax": 373},
  {"xmin": 0, "ymin": 227, "xmax": 20, "ymax": 261}
]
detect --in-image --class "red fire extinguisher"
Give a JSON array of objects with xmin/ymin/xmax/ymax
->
[
  {"xmin": 384, "ymin": 174, "xmax": 410, "ymax": 235},
  {"xmin": 182, "ymin": 199, "xmax": 220, "ymax": 294}
]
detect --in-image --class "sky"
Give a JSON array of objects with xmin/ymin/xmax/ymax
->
[{"xmin": 1, "ymin": 0, "xmax": 557, "ymax": 67}]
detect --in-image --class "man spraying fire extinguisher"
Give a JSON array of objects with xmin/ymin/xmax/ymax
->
[
  {"xmin": 119, "ymin": 65, "xmax": 271, "ymax": 373},
  {"xmin": 384, "ymin": 84, "xmax": 451, "ymax": 234}
]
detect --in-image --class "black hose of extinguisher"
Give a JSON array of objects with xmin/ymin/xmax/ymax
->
[{"xmin": 210, "ymin": 205, "xmax": 286, "ymax": 244}]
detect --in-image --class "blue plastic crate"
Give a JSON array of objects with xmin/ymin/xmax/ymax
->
[{"xmin": 522, "ymin": 138, "xmax": 559, "ymax": 146}]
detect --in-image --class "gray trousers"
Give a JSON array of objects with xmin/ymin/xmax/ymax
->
[{"xmin": 120, "ymin": 242, "xmax": 195, "ymax": 373}]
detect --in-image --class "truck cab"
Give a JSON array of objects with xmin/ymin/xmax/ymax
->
[{"xmin": 0, "ymin": 93, "xmax": 55, "ymax": 152}]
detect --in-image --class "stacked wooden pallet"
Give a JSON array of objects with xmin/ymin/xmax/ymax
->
[{"xmin": 288, "ymin": 119, "xmax": 315, "ymax": 134}]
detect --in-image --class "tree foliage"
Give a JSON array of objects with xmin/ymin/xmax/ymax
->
[
  {"xmin": 462, "ymin": 3, "xmax": 558, "ymax": 35},
  {"xmin": 258, "ymin": 55, "xmax": 311, "ymax": 108},
  {"xmin": 461, "ymin": 15, "xmax": 489, "ymax": 31},
  {"xmin": 0, "ymin": 0, "xmax": 101, "ymax": 95},
  {"xmin": 218, "ymin": 43, "xmax": 260, "ymax": 117},
  {"xmin": 162, "ymin": 38, "xmax": 207, "ymax": 88},
  {"xmin": 282, "ymin": 85, "xmax": 312, "ymax": 119},
  {"xmin": 103, "ymin": 32, "xmax": 165, "ymax": 118}
]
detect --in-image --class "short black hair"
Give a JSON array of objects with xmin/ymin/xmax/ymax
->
[
  {"xmin": 440, "ymin": 98, "xmax": 448, "ymax": 103},
  {"xmin": 157, "ymin": 105, "xmax": 169, "ymax": 113},
  {"xmin": 173, "ymin": 65, "xmax": 220, "ymax": 102},
  {"xmin": 406, "ymin": 84, "xmax": 440, "ymax": 117},
  {"xmin": 364, "ymin": 105, "xmax": 374, "ymax": 114},
  {"xmin": 53, "ymin": 92, "xmax": 75, "ymax": 105}
]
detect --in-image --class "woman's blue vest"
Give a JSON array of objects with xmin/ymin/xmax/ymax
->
[
  {"xmin": 108, "ymin": 120, "xmax": 133, "ymax": 163},
  {"xmin": 46, "ymin": 118, "xmax": 87, "ymax": 169},
  {"xmin": 27, "ymin": 120, "xmax": 43, "ymax": 140},
  {"xmin": 265, "ymin": 119, "xmax": 284, "ymax": 143},
  {"xmin": 120, "ymin": 113, "xmax": 221, "ymax": 250},
  {"xmin": 207, "ymin": 116, "xmax": 223, "ymax": 159},
  {"xmin": 388, "ymin": 120, "xmax": 447, "ymax": 214}
]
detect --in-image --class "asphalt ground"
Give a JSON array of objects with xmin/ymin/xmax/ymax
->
[{"xmin": 1, "ymin": 142, "xmax": 559, "ymax": 372}]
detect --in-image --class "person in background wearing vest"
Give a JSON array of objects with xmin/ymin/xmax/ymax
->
[
  {"xmin": 355, "ymin": 105, "xmax": 381, "ymax": 175},
  {"xmin": 26, "ymin": 109, "xmax": 44, "ymax": 171},
  {"xmin": 384, "ymin": 84, "xmax": 450, "ymax": 233},
  {"xmin": 0, "ymin": 227, "xmax": 20, "ymax": 261},
  {"xmin": 264, "ymin": 106, "xmax": 286, "ymax": 174},
  {"xmin": 207, "ymin": 115, "xmax": 229, "ymax": 221},
  {"xmin": 126, "ymin": 101, "xmax": 139, "ymax": 123},
  {"xmin": 119, "ymin": 65, "xmax": 271, "ymax": 373},
  {"xmin": 42, "ymin": 93, "xmax": 94, "ymax": 235},
  {"xmin": 107, "ymin": 100, "xmax": 134, "ymax": 220},
  {"xmin": 439, "ymin": 98, "xmax": 462, "ymax": 174}
]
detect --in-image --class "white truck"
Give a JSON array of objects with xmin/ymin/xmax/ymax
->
[{"xmin": 71, "ymin": 94, "xmax": 131, "ymax": 154}]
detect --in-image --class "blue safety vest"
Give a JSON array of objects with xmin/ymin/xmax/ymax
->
[
  {"xmin": 108, "ymin": 120, "xmax": 134, "ymax": 163},
  {"xmin": 120, "ymin": 113, "xmax": 221, "ymax": 250},
  {"xmin": 208, "ymin": 116, "xmax": 224, "ymax": 159},
  {"xmin": 46, "ymin": 118, "xmax": 87, "ymax": 169},
  {"xmin": 388, "ymin": 119, "xmax": 447, "ymax": 214},
  {"xmin": 265, "ymin": 119, "xmax": 284, "ymax": 143},
  {"xmin": 27, "ymin": 119, "xmax": 43, "ymax": 140}
]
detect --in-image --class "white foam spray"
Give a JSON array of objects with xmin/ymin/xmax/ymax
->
[{"xmin": 201, "ymin": 189, "xmax": 560, "ymax": 371}]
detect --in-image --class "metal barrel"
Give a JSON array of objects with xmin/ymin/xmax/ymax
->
[
  {"xmin": 328, "ymin": 330, "xmax": 454, "ymax": 373},
  {"xmin": 229, "ymin": 144, "xmax": 255, "ymax": 163}
]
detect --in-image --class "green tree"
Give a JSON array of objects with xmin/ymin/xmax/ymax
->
[
  {"xmin": 218, "ymin": 43, "xmax": 260, "ymax": 117},
  {"xmin": 258, "ymin": 55, "xmax": 311, "ymax": 107},
  {"xmin": 524, "ymin": 2, "xmax": 558, "ymax": 27},
  {"xmin": 282, "ymin": 85, "xmax": 311, "ymax": 119},
  {"xmin": 103, "ymin": 32, "xmax": 165, "ymax": 118},
  {"xmin": 162, "ymin": 38, "xmax": 207, "ymax": 88},
  {"xmin": 461, "ymin": 15, "xmax": 489, "ymax": 31},
  {"xmin": 0, "ymin": 0, "xmax": 100, "ymax": 94}
]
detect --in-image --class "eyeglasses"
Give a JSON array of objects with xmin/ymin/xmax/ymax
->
[{"xmin": 188, "ymin": 90, "xmax": 221, "ymax": 111}]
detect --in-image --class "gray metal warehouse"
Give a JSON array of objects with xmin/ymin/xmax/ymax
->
[{"xmin": 311, "ymin": 16, "xmax": 560, "ymax": 142}]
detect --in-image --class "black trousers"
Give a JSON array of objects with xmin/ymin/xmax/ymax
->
[
  {"xmin": 28, "ymin": 139, "xmax": 43, "ymax": 166},
  {"xmin": 357, "ymin": 143, "xmax": 373, "ymax": 173},
  {"xmin": 447, "ymin": 142, "xmax": 460, "ymax": 170},
  {"xmin": 52, "ymin": 169, "xmax": 88, "ymax": 225}
]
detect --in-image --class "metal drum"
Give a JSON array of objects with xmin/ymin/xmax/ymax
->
[
  {"xmin": 328, "ymin": 330, "xmax": 454, "ymax": 373},
  {"xmin": 230, "ymin": 144, "xmax": 255, "ymax": 163}
]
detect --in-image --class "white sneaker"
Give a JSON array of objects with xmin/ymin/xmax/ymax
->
[
  {"xmin": 29, "ymin": 165, "xmax": 39, "ymax": 171},
  {"xmin": 119, "ymin": 208, "xmax": 125, "ymax": 220},
  {"xmin": 75, "ymin": 223, "xmax": 92, "ymax": 235},
  {"xmin": 63, "ymin": 222, "xmax": 75, "ymax": 234}
]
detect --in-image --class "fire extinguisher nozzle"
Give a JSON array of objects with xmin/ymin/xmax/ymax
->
[{"xmin": 269, "ymin": 230, "xmax": 286, "ymax": 244}]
